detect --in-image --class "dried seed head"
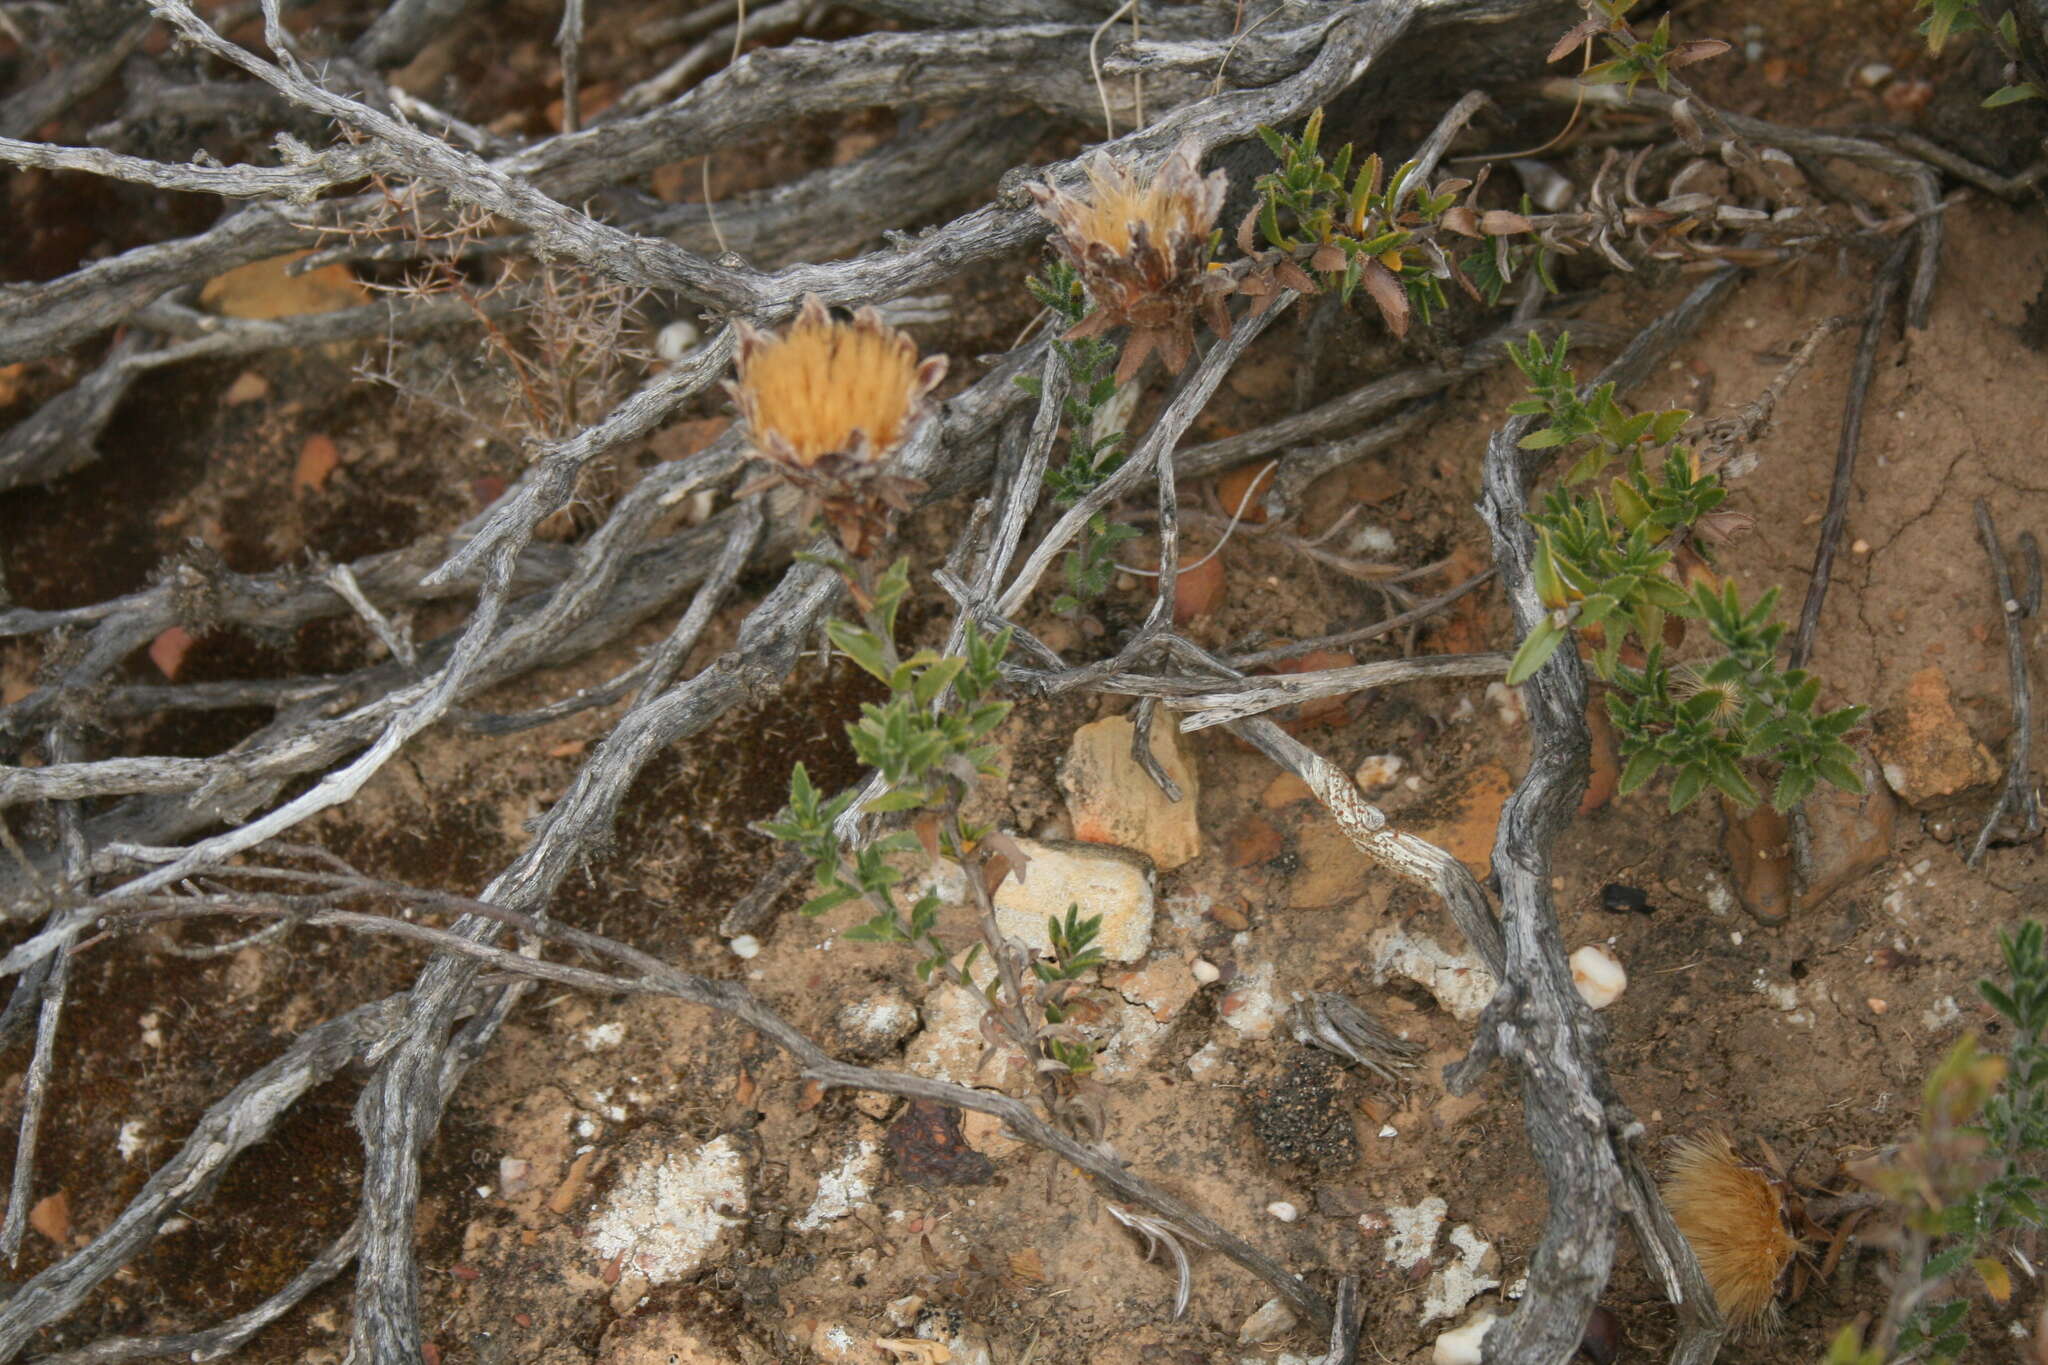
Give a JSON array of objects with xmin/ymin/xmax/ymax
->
[
  {"xmin": 1662, "ymin": 1129, "xmax": 1798, "ymax": 1331},
  {"xmin": 729, "ymin": 295, "xmax": 947, "ymax": 473},
  {"xmin": 1029, "ymin": 140, "xmax": 1231, "ymax": 381}
]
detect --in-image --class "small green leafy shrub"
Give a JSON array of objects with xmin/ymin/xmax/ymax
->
[
  {"xmin": 1249, "ymin": 108, "xmax": 1550, "ymax": 336},
  {"xmin": 1827, "ymin": 922, "xmax": 2048, "ymax": 1363},
  {"xmin": 1550, "ymin": 0, "xmax": 1732, "ymax": 96},
  {"xmin": 1504, "ymin": 333, "xmax": 1865, "ymax": 813},
  {"xmin": 1021, "ymin": 261, "xmax": 1141, "ymax": 614},
  {"xmin": 760, "ymin": 557, "xmax": 1107, "ymax": 1078},
  {"xmin": 1915, "ymin": 0, "xmax": 2045, "ymax": 106}
]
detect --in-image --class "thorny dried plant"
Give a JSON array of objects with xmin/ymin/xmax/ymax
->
[
  {"xmin": 1662, "ymin": 1129, "xmax": 1802, "ymax": 1332},
  {"xmin": 345, "ymin": 172, "xmax": 651, "ymax": 445},
  {"xmin": 1028, "ymin": 139, "xmax": 1232, "ymax": 383},
  {"xmin": 729, "ymin": 294, "xmax": 949, "ymax": 557}
]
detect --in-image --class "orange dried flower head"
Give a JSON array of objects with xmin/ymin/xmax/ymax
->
[
  {"xmin": 728, "ymin": 294, "xmax": 948, "ymax": 555},
  {"xmin": 1029, "ymin": 140, "xmax": 1231, "ymax": 382},
  {"xmin": 1662, "ymin": 1130, "xmax": 1799, "ymax": 1332}
]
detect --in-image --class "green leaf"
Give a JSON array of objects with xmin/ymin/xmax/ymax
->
[
  {"xmin": 800, "ymin": 886, "xmax": 859, "ymax": 918},
  {"xmin": 1984, "ymin": 81, "xmax": 2045, "ymax": 107},
  {"xmin": 1772, "ymin": 765, "xmax": 1816, "ymax": 812},
  {"xmin": 828, "ymin": 620, "xmax": 894, "ymax": 683},
  {"xmin": 912, "ymin": 656, "xmax": 968, "ymax": 708},
  {"xmin": 1618, "ymin": 747, "xmax": 1663, "ymax": 795},
  {"xmin": 1577, "ymin": 592, "xmax": 1622, "ymax": 627},
  {"xmin": 1506, "ymin": 615, "xmax": 1570, "ymax": 685},
  {"xmin": 1814, "ymin": 753, "xmax": 1864, "ymax": 794},
  {"xmin": 1650, "ymin": 409, "xmax": 1691, "ymax": 443},
  {"xmin": 1668, "ymin": 765, "xmax": 1706, "ymax": 812}
]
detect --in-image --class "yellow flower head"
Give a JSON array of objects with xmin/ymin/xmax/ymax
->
[{"xmin": 729, "ymin": 295, "xmax": 948, "ymax": 471}]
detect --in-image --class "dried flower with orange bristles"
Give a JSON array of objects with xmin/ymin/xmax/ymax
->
[
  {"xmin": 728, "ymin": 295, "xmax": 948, "ymax": 557},
  {"xmin": 1028, "ymin": 140, "xmax": 1233, "ymax": 383},
  {"xmin": 1662, "ymin": 1129, "xmax": 1800, "ymax": 1331}
]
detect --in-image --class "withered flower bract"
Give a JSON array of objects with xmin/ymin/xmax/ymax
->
[
  {"xmin": 1029, "ymin": 140, "xmax": 1231, "ymax": 383},
  {"xmin": 727, "ymin": 295, "xmax": 948, "ymax": 557}
]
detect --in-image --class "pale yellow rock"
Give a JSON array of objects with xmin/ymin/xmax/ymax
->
[
  {"xmin": 1059, "ymin": 715, "xmax": 1201, "ymax": 869},
  {"xmin": 991, "ymin": 838, "xmax": 1155, "ymax": 963}
]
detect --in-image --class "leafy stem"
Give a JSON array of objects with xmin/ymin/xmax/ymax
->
[{"xmin": 1504, "ymin": 332, "xmax": 1865, "ymax": 813}]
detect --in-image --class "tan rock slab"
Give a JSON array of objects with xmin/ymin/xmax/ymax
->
[{"xmin": 1060, "ymin": 715, "xmax": 1201, "ymax": 869}]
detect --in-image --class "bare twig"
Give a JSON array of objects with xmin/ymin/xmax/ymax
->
[
  {"xmin": 1788, "ymin": 234, "xmax": 1912, "ymax": 671},
  {"xmin": 1968, "ymin": 501, "xmax": 2041, "ymax": 868},
  {"xmin": 1158, "ymin": 651, "xmax": 1508, "ymax": 729}
]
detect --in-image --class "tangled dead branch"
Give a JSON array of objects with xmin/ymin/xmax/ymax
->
[{"xmin": 0, "ymin": 0, "xmax": 2008, "ymax": 1360}]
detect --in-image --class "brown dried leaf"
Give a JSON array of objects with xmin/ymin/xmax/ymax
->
[
  {"xmin": 1479, "ymin": 209, "xmax": 1535, "ymax": 235},
  {"xmin": 148, "ymin": 626, "xmax": 195, "ymax": 682},
  {"xmin": 1668, "ymin": 38, "xmax": 1732, "ymax": 68},
  {"xmin": 1440, "ymin": 205, "xmax": 1481, "ymax": 238},
  {"xmin": 1358, "ymin": 259, "xmax": 1409, "ymax": 339},
  {"xmin": 1272, "ymin": 257, "xmax": 1319, "ymax": 294},
  {"xmin": 1236, "ymin": 203, "xmax": 1262, "ymax": 255},
  {"xmin": 28, "ymin": 1190, "xmax": 69, "ymax": 1246},
  {"xmin": 1309, "ymin": 242, "xmax": 1347, "ymax": 273},
  {"xmin": 981, "ymin": 829, "xmax": 1033, "ymax": 885},
  {"xmin": 1547, "ymin": 16, "xmax": 1604, "ymax": 62}
]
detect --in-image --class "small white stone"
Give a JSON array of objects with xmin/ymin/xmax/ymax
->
[
  {"xmin": 835, "ymin": 991, "xmax": 919, "ymax": 1054},
  {"xmin": 1380, "ymin": 1123, "xmax": 1399, "ymax": 1138},
  {"xmin": 1923, "ymin": 995, "xmax": 1961, "ymax": 1031},
  {"xmin": 1352, "ymin": 524, "xmax": 1398, "ymax": 557},
  {"xmin": 588, "ymin": 1136, "xmax": 748, "ymax": 1284},
  {"xmin": 1266, "ymin": 1200, "xmax": 1299, "ymax": 1223},
  {"xmin": 1191, "ymin": 958, "xmax": 1221, "ymax": 985},
  {"xmin": 1432, "ymin": 1309, "xmax": 1499, "ymax": 1365},
  {"xmin": 1237, "ymin": 1296, "xmax": 1300, "ymax": 1345},
  {"xmin": 1353, "ymin": 753, "xmax": 1405, "ymax": 790},
  {"xmin": 794, "ymin": 1139, "xmax": 881, "ymax": 1231},
  {"xmin": 117, "ymin": 1120, "xmax": 147, "ymax": 1161},
  {"xmin": 498, "ymin": 1156, "xmax": 532, "ymax": 1193},
  {"xmin": 1186, "ymin": 1039, "xmax": 1238, "ymax": 1083},
  {"xmin": 1218, "ymin": 959, "xmax": 1282, "ymax": 1039},
  {"xmin": 1730, "ymin": 930, "xmax": 1743, "ymax": 945},
  {"xmin": 1569, "ymin": 945, "xmax": 1627, "ymax": 1009},
  {"xmin": 1484, "ymin": 681, "xmax": 1525, "ymax": 727},
  {"xmin": 991, "ymin": 839, "xmax": 1157, "ymax": 963},
  {"xmin": 1383, "ymin": 1196, "xmax": 1445, "ymax": 1267},
  {"xmin": 654, "ymin": 318, "xmax": 701, "ymax": 361},
  {"xmin": 580, "ymin": 1021, "xmax": 626, "ymax": 1052},
  {"xmin": 1857, "ymin": 61, "xmax": 1894, "ymax": 87},
  {"xmin": 1371, "ymin": 926, "xmax": 1497, "ymax": 1021},
  {"xmin": 728, "ymin": 934, "xmax": 760, "ymax": 959}
]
